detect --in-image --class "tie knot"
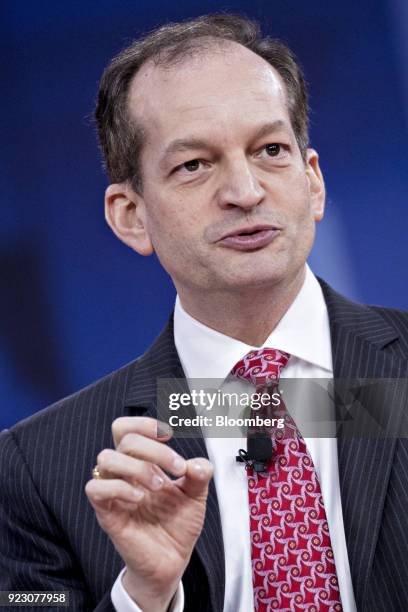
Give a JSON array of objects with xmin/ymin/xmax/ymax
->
[{"xmin": 231, "ymin": 348, "xmax": 290, "ymax": 387}]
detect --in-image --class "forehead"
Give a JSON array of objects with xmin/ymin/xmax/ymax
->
[{"xmin": 127, "ymin": 41, "xmax": 290, "ymax": 144}]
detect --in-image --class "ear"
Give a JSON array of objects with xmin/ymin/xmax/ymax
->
[
  {"xmin": 305, "ymin": 148, "xmax": 325, "ymax": 222},
  {"xmin": 104, "ymin": 183, "xmax": 154, "ymax": 256}
]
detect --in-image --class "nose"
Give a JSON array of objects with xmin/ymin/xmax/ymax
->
[{"xmin": 216, "ymin": 155, "xmax": 265, "ymax": 211}]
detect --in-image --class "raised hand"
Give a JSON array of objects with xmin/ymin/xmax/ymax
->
[{"xmin": 85, "ymin": 416, "xmax": 213, "ymax": 612}]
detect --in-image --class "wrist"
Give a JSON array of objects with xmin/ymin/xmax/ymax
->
[{"xmin": 122, "ymin": 568, "xmax": 178, "ymax": 612}]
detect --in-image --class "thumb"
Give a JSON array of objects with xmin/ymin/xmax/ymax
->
[{"xmin": 176, "ymin": 457, "xmax": 213, "ymax": 499}]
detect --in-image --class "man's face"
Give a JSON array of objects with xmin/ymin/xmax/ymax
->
[{"xmin": 124, "ymin": 42, "xmax": 324, "ymax": 297}]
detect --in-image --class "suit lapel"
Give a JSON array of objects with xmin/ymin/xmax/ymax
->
[
  {"xmin": 123, "ymin": 318, "xmax": 225, "ymax": 612},
  {"xmin": 320, "ymin": 279, "xmax": 408, "ymax": 610}
]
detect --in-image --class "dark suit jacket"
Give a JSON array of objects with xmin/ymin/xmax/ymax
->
[{"xmin": 1, "ymin": 280, "xmax": 408, "ymax": 612}]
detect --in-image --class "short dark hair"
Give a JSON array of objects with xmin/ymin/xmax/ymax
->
[{"xmin": 95, "ymin": 13, "xmax": 309, "ymax": 193}]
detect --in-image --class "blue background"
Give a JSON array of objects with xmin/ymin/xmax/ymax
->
[{"xmin": 1, "ymin": 0, "xmax": 407, "ymax": 429}]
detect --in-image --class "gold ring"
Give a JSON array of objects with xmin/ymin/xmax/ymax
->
[{"xmin": 92, "ymin": 465, "xmax": 102, "ymax": 480}]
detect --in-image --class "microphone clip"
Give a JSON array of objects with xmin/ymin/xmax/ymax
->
[{"xmin": 236, "ymin": 449, "xmax": 269, "ymax": 473}]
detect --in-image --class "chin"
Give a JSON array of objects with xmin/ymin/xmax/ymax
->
[{"xmin": 219, "ymin": 268, "xmax": 287, "ymax": 291}]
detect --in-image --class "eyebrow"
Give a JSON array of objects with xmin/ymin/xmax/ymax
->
[
  {"xmin": 160, "ymin": 120, "xmax": 291, "ymax": 166},
  {"xmin": 252, "ymin": 120, "xmax": 291, "ymax": 140},
  {"xmin": 162, "ymin": 137, "xmax": 210, "ymax": 159}
]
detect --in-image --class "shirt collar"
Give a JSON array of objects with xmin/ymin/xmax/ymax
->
[{"xmin": 174, "ymin": 265, "xmax": 332, "ymax": 381}]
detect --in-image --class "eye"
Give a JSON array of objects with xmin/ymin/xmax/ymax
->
[
  {"xmin": 171, "ymin": 157, "xmax": 210, "ymax": 178},
  {"xmin": 264, "ymin": 143, "xmax": 281, "ymax": 157},
  {"xmin": 183, "ymin": 159, "xmax": 201, "ymax": 172}
]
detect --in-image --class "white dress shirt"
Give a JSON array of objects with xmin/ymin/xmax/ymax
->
[{"xmin": 112, "ymin": 265, "xmax": 356, "ymax": 612}]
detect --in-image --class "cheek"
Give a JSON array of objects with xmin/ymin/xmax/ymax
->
[
  {"xmin": 290, "ymin": 172, "xmax": 311, "ymax": 208},
  {"xmin": 288, "ymin": 175, "xmax": 315, "ymax": 223},
  {"xmin": 145, "ymin": 203, "xmax": 199, "ymax": 264},
  {"xmin": 268, "ymin": 168, "xmax": 309, "ymax": 209},
  {"xmin": 152, "ymin": 198, "xmax": 204, "ymax": 243}
]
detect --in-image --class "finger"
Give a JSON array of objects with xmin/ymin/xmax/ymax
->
[
  {"xmin": 117, "ymin": 432, "xmax": 187, "ymax": 477},
  {"xmin": 112, "ymin": 417, "xmax": 172, "ymax": 447},
  {"xmin": 85, "ymin": 478, "xmax": 144, "ymax": 507},
  {"xmin": 96, "ymin": 448, "xmax": 170, "ymax": 491},
  {"xmin": 176, "ymin": 458, "xmax": 213, "ymax": 499}
]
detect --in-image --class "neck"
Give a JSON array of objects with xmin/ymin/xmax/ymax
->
[{"xmin": 177, "ymin": 267, "xmax": 306, "ymax": 346}]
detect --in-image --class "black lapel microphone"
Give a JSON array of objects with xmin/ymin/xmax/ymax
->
[{"xmin": 236, "ymin": 436, "xmax": 273, "ymax": 473}]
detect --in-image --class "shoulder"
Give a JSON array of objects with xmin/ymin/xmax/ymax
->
[
  {"xmin": 369, "ymin": 304, "xmax": 408, "ymax": 327},
  {"xmin": 0, "ymin": 356, "xmax": 150, "ymax": 515},
  {"xmin": 1, "ymin": 314, "xmax": 175, "ymax": 460},
  {"xmin": 368, "ymin": 305, "xmax": 408, "ymax": 351},
  {"xmin": 0, "ymin": 357, "xmax": 140, "ymax": 457},
  {"xmin": 318, "ymin": 276, "xmax": 408, "ymax": 325},
  {"xmin": 318, "ymin": 277, "xmax": 408, "ymax": 360}
]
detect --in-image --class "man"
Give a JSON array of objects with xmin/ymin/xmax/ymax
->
[{"xmin": 1, "ymin": 13, "xmax": 407, "ymax": 612}]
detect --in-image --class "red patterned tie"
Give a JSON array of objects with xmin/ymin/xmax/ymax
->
[{"xmin": 232, "ymin": 349, "xmax": 342, "ymax": 612}]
